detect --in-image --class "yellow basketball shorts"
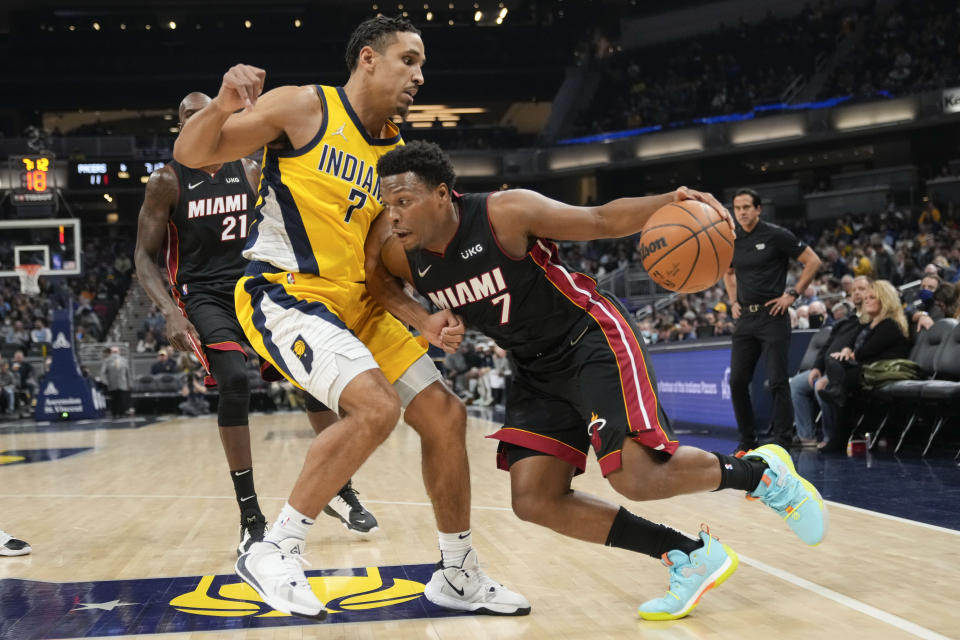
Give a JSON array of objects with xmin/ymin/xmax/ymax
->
[{"xmin": 235, "ymin": 269, "xmax": 426, "ymax": 413}]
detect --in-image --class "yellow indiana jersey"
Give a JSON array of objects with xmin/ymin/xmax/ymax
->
[{"xmin": 244, "ymin": 85, "xmax": 402, "ymax": 282}]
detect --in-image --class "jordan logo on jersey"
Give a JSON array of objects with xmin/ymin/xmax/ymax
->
[
  {"xmin": 291, "ymin": 335, "xmax": 314, "ymax": 373},
  {"xmin": 187, "ymin": 194, "xmax": 249, "ymax": 219},
  {"xmin": 425, "ymin": 267, "xmax": 507, "ymax": 310},
  {"xmin": 331, "ymin": 124, "xmax": 348, "ymax": 141}
]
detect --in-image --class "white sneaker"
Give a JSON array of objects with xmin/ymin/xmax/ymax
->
[
  {"xmin": 424, "ymin": 549, "xmax": 530, "ymax": 616},
  {"xmin": 235, "ymin": 540, "xmax": 326, "ymax": 620},
  {"xmin": 0, "ymin": 529, "xmax": 31, "ymax": 557}
]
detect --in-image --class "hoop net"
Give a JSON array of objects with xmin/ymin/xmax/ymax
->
[{"xmin": 15, "ymin": 264, "xmax": 43, "ymax": 296}]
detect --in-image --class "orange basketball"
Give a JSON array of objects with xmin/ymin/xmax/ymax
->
[{"xmin": 638, "ymin": 200, "xmax": 734, "ymax": 293}]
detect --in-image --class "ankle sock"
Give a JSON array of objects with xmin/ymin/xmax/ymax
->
[{"xmin": 604, "ymin": 507, "xmax": 701, "ymax": 558}]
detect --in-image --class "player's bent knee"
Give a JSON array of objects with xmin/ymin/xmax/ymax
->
[{"xmin": 211, "ymin": 358, "xmax": 251, "ymax": 427}]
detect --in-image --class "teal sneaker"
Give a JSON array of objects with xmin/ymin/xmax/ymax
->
[
  {"xmin": 745, "ymin": 444, "xmax": 828, "ymax": 546},
  {"xmin": 637, "ymin": 527, "xmax": 739, "ymax": 621}
]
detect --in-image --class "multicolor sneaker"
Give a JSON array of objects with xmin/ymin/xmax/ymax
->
[
  {"xmin": 744, "ymin": 444, "xmax": 828, "ymax": 546},
  {"xmin": 423, "ymin": 549, "xmax": 531, "ymax": 616},
  {"xmin": 0, "ymin": 529, "xmax": 31, "ymax": 557},
  {"xmin": 323, "ymin": 480, "xmax": 378, "ymax": 535},
  {"xmin": 237, "ymin": 512, "xmax": 268, "ymax": 556},
  {"xmin": 637, "ymin": 527, "xmax": 738, "ymax": 621},
  {"xmin": 235, "ymin": 540, "xmax": 326, "ymax": 620}
]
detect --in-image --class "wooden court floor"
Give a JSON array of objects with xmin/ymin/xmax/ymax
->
[{"xmin": 1, "ymin": 411, "xmax": 957, "ymax": 639}]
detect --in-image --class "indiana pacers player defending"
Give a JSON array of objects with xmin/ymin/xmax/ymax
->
[
  {"xmin": 136, "ymin": 93, "xmax": 378, "ymax": 557},
  {"xmin": 368, "ymin": 141, "xmax": 828, "ymax": 621},
  {"xmin": 174, "ymin": 16, "xmax": 528, "ymax": 619}
]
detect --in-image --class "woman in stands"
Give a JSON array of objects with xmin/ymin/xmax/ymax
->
[{"xmin": 817, "ymin": 280, "xmax": 911, "ymax": 452}]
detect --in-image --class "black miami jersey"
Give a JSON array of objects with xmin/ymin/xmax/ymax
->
[
  {"xmin": 406, "ymin": 192, "xmax": 587, "ymax": 361},
  {"xmin": 166, "ymin": 159, "xmax": 254, "ymax": 289},
  {"xmin": 404, "ymin": 191, "xmax": 676, "ymax": 474}
]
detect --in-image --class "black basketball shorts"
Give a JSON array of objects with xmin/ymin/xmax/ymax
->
[
  {"xmin": 489, "ymin": 311, "xmax": 677, "ymax": 477},
  {"xmin": 177, "ymin": 283, "xmax": 248, "ymax": 364}
]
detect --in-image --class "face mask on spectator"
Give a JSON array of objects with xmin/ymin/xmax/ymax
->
[{"xmin": 809, "ymin": 314, "xmax": 824, "ymax": 329}]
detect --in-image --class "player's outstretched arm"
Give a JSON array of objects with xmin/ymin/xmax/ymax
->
[
  {"xmin": 364, "ymin": 213, "xmax": 463, "ymax": 353},
  {"xmin": 488, "ymin": 187, "xmax": 732, "ymax": 252},
  {"xmin": 133, "ymin": 167, "xmax": 201, "ymax": 352},
  {"xmin": 173, "ymin": 65, "xmax": 312, "ymax": 167}
]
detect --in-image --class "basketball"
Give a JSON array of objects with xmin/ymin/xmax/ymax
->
[{"xmin": 638, "ymin": 200, "xmax": 734, "ymax": 294}]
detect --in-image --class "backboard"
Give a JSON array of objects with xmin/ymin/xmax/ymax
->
[{"xmin": 0, "ymin": 218, "xmax": 82, "ymax": 277}]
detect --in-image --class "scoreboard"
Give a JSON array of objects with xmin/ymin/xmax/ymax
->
[
  {"xmin": 69, "ymin": 160, "xmax": 166, "ymax": 190},
  {"xmin": 10, "ymin": 155, "xmax": 56, "ymax": 204}
]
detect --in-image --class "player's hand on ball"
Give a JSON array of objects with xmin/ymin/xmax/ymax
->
[
  {"xmin": 165, "ymin": 314, "xmax": 202, "ymax": 353},
  {"xmin": 675, "ymin": 186, "xmax": 735, "ymax": 237},
  {"xmin": 217, "ymin": 64, "xmax": 266, "ymax": 113}
]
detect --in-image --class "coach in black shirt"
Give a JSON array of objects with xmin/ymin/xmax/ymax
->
[{"xmin": 722, "ymin": 189, "xmax": 822, "ymax": 453}]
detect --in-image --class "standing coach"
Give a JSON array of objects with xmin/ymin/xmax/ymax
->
[{"xmin": 723, "ymin": 188, "xmax": 821, "ymax": 454}]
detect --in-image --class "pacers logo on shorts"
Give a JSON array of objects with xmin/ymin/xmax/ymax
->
[{"xmin": 291, "ymin": 334, "xmax": 314, "ymax": 373}]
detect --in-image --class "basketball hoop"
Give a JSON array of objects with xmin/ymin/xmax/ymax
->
[{"xmin": 15, "ymin": 264, "xmax": 43, "ymax": 296}]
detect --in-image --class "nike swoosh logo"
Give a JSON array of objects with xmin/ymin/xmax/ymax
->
[
  {"xmin": 188, "ymin": 181, "xmax": 204, "ymax": 189},
  {"xmin": 301, "ymin": 518, "xmax": 314, "ymax": 526},
  {"xmin": 443, "ymin": 574, "xmax": 465, "ymax": 596},
  {"xmin": 570, "ymin": 325, "xmax": 589, "ymax": 346},
  {"xmin": 233, "ymin": 470, "xmax": 251, "ymax": 477},
  {"xmin": 418, "ymin": 265, "xmax": 432, "ymax": 277},
  {"xmin": 240, "ymin": 495, "xmax": 255, "ymax": 502},
  {"xmin": 457, "ymin": 532, "xmax": 471, "ymax": 539}
]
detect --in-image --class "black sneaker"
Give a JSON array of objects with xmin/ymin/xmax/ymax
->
[
  {"xmin": 0, "ymin": 529, "xmax": 31, "ymax": 556},
  {"xmin": 323, "ymin": 480, "xmax": 379, "ymax": 534},
  {"xmin": 237, "ymin": 512, "xmax": 268, "ymax": 557}
]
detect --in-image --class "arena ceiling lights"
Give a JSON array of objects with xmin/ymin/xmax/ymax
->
[
  {"xmin": 729, "ymin": 114, "xmax": 806, "ymax": 146},
  {"xmin": 832, "ymin": 97, "xmax": 918, "ymax": 131}
]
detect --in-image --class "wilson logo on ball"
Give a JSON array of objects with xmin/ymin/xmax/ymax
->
[{"xmin": 638, "ymin": 237, "xmax": 668, "ymax": 261}]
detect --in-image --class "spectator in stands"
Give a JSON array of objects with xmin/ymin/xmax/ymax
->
[
  {"xmin": 918, "ymin": 199, "xmax": 941, "ymax": 226},
  {"xmin": 0, "ymin": 361, "xmax": 16, "ymax": 414},
  {"xmin": 487, "ymin": 346, "xmax": 511, "ymax": 407},
  {"xmin": 915, "ymin": 281, "xmax": 958, "ymax": 332},
  {"xmin": 143, "ymin": 306, "xmax": 165, "ymax": 335},
  {"xmin": 796, "ymin": 306, "xmax": 810, "ymax": 330},
  {"xmin": 10, "ymin": 351, "xmax": 36, "ymax": 405},
  {"xmin": 136, "ymin": 328, "xmax": 159, "ymax": 353},
  {"xmin": 443, "ymin": 344, "xmax": 470, "ymax": 399},
  {"xmin": 808, "ymin": 301, "xmax": 829, "ymax": 328},
  {"xmin": 100, "ymin": 346, "xmax": 132, "ymax": 419},
  {"xmin": 789, "ymin": 276, "xmax": 872, "ymax": 447},
  {"xmin": 150, "ymin": 349, "xmax": 178, "ymax": 375},
  {"xmin": 831, "ymin": 301, "xmax": 852, "ymax": 323},
  {"xmin": 29, "ymin": 319, "xmax": 51, "ymax": 345},
  {"xmin": 905, "ymin": 273, "xmax": 942, "ymax": 330},
  {"xmin": 817, "ymin": 280, "xmax": 911, "ymax": 452},
  {"xmin": 179, "ymin": 370, "xmax": 210, "ymax": 416},
  {"xmin": 4, "ymin": 321, "xmax": 29, "ymax": 350}
]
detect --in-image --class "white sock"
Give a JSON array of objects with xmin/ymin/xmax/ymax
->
[
  {"xmin": 265, "ymin": 502, "xmax": 313, "ymax": 546},
  {"xmin": 439, "ymin": 530, "xmax": 471, "ymax": 567}
]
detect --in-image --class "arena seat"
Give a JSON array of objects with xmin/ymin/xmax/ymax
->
[
  {"xmin": 867, "ymin": 318, "xmax": 955, "ymax": 452},
  {"xmin": 797, "ymin": 325, "xmax": 833, "ymax": 373},
  {"xmin": 911, "ymin": 322, "xmax": 960, "ymax": 456}
]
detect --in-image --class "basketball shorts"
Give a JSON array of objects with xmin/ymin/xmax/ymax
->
[
  {"xmin": 489, "ymin": 302, "xmax": 677, "ymax": 477},
  {"xmin": 235, "ymin": 266, "xmax": 427, "ymax": 414},
  {"xmin": 177, "ymin": 282, "xmax": 248, "ymax": 376}
]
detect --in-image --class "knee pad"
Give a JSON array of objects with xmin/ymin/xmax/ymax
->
[{"xmin": 208, "ymin": 350, "xmax": 250, "ymax": 427}]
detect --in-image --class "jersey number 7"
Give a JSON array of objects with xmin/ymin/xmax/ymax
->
[{"xmin": 344, "ymin": 188, "xmax": 367, "ymax": 223}]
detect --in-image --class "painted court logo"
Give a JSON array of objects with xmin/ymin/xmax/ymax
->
[
  {"xmin": 0, "ymin": 564, "xmax": 473, "ymax": 638},
  {"xmin": 291, "ymin": 335, "xmax": 313, "ymax": 373}
]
